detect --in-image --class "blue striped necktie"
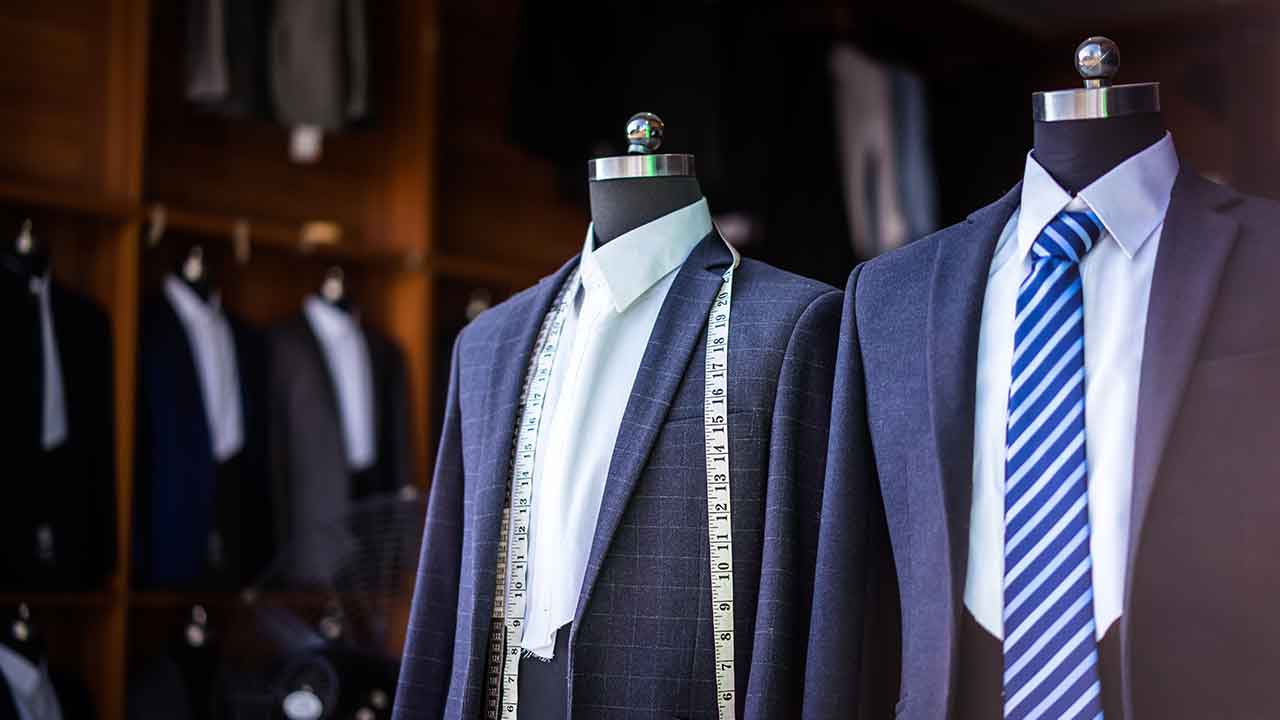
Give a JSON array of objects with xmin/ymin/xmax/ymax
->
[{"xmin": 1002, "ymin": 208, "xmax": 1105, "ymax": 720}]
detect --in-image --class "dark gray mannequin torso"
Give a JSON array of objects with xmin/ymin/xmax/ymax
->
[
  {"xmin": 1031, "ymin": 111, "xmax": 1167, "ymax": 194},
  {"xmin": 588, "ymin": 176, "xmax": 704, "ymax": 246}
]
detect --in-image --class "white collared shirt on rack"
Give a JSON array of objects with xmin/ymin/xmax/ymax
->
[
  {"xmin": 304, "ymin": 296, "xmax": 377, "ymax": 471},
  {"xmin": 520, "ymin": 198, "xmax": 714, "ymax": 659},
  {"xmin": 165, "ymin": 275, "xmax": 245, "ymax": 462},
  {"xmin": 967, "ymin": 133, "xmax": 1180, "ymax": 641},
  {"xmin": 0, "ymin": 644, "xmax": 63, "ymax": 720},
  {"xmin": 29, "ymin": 275, "xmax": 67, "ymax": 452}
]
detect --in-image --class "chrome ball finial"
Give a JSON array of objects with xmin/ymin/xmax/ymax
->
[
  {"xmin": 626, "ymin": 112, "xmax": 664, "ymax": 154},
  {"xmin": 1076, "ymin": 36, "xmax": 1120, "ymax": 86}
]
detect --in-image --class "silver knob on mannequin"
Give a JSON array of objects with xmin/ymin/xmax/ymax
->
[
  {"xmin": 1076, "ymin": 36, "xmax": 1120, "ymax": 88},
  {"xmin": 626, "ymin": 112, "xmax": 664, "ymax": 154}
]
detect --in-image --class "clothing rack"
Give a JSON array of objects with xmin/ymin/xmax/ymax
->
[{"xmin": 0, "ymin": 3, "xmax": 548, "ymax": 720}]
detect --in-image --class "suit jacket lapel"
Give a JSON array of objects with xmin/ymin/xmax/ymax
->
[
  {"xmin": 1122, "ymin": 170, "xmax": 1240, "ymax": 711},
  {"xmin": 296, "ymin": 315, "xmax": 341, "ymax": 417},
  {"xmin": 467, "ymin": 256, "xmax": 581, "ymax": 667},
  {"xmin": 573, "ymin": 233, "xmax": 732, "ymax": 626},
  {"xmin": 924, "ymin": 185, "xmax": 1019, "ymax": 715}
]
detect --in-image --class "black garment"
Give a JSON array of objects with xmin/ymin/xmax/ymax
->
[
  {"xmin": 0, "ymin": 272, "xmax": 115, "ymax": 591},
  {"xmin": 183, "ymin": 0, "xmax": 272, "ymax": 119},
  {"xmin": 267, "ymin": 315, "xmax": 413, "ymax": 585},
  {"xmin": 515, "ymin": 623, "xmax": 571, "ymax": 720},
  {"xmin": 134, "ymin": 295, "xmax": 272, "ymax": 589}
]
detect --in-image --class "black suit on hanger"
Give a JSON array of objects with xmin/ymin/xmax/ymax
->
[
  {"xmin": 134, "ymin": 294, "xmax": 273, "ymax": 589},
  {"xmin": 0, "ymin": 272, "xmax": 115, "ymax": 591}
]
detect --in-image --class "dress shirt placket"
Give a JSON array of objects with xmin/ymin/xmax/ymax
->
[
  {"xmin": 33, "ymin": 277, "xmax": 67, "ymax": 451},
  {"xmin": 525, "ymin": 275, "xmax": 612, "ymax": 656}
]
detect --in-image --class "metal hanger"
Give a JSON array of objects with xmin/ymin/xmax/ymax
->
[
  {"xmin": 587, "ymin": 112, "xmax": 696, "ymax": 181},
  {"xmin": 1033, "ymin": 36, "xmax": 1160, "ymax": 122}
]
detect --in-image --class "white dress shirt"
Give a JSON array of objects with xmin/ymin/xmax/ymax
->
[
  {"xmin": 520, "ymin": 198, "xmax": 713, "ymax": 659},
  {"xmin": 30, "ymin": 275, "xmax": 67, "ymax": 451},
  {"xmin": 966, "ymin": 133, "xmax": 1179, "ymax": 640},
  {"xmin": 165, "ymin": 275, "xmax": 245, "ymax": 462},
  {"xmin": 304, "ymin": 296, "xmax": 376, "ymax": 471},
  {"xmin": 0, "ymin": 644, "xmax": 63, "ymax": 720}
]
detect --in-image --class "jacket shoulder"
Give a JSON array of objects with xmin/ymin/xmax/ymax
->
[
  {"xmin": 851, "ymin": 220, "xmax": 963, "ymax": 302},
  {"xmin": 1226, "ymin": 187, "xmax": 1280, "ymax": 231},
  {"xmin": 735, "ymin": 257, "xmax": 839, "ymax": 308},
  {"xmin": 458, "ymin": 276, "xmax": 549, "ymax": 348}
]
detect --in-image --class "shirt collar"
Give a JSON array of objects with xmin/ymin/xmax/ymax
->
[
  {"xmin": 304, "ymin": 294, "xmax": 360, "ymax": 339},
  {"xmin": 28, "ymin": 272, "xmax": 50, "ymax": 297},
  {"xmin": 1017, "ymin": 131, "xmax": 1179, "ymax": 261},
  {"xmin": 0, "ymin": 645, "xmax": 39, "ymax": 696},
  {"xmin": 580, "ymin": 198, "xmax": 713, "ymax": 313},
  {"xmin": 165, "ymin": 273, "xmax": 223, "ymax": 318}
]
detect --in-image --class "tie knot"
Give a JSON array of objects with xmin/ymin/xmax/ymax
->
[{"xmin": 1032, "ymin": 209, "xmax": 1103, "ymax": 263}]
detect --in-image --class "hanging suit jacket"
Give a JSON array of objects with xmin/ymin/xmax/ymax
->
[
  {"xmin": 269, "ymin": 0, "xmax": 368, "ymax": 130},
  {"xmin": 0, "ymin": 273, "xmax": 115, "ymax": 591},
  {"xmin": 393, "ymin": 235, "xmax": 844, "ymax": 719},
  {"xmin": 814, "ymin": 169, "xmax": 1280, "ymax": 719},
  {"xmin": 134, "ymin": 295, "xmax": 272, "ymax": 589},
  {"xmin": 268, "ymin": 315, "xmax": 412, "ymax": 585}
]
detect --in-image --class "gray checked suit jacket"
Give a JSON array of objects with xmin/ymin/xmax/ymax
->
[
  {"xmin": 813, "ymin": 169, "xmax": 1280, "ymax": 719},
  {"xmin": 394, "ymin": 234, "xmax": 846, "ymax": 719}
]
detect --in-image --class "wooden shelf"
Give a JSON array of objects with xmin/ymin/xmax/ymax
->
[
  {"xmin": 146, "ymin": 203, "xmax": 425, "ymax": 270},
  {"xmin": 0, "ymin": 591, "xmax": 116, "ymax": 609},
  {"xmin": 0, "ymin": 179, "xmax": 136, "ymax": 222}
]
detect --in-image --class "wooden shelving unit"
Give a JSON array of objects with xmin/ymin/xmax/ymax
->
[
  {"xmin": 0, "ymin": 0, "xmax": 589, "ymax": 715},
  {"xmin": 0, "ymin": 3, "xmax": 458, "ymax": 719}
]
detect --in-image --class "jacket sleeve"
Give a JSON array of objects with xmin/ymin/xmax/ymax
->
[
  {"xmin": 802, "ymin": 266, "xmax": 882, "ymax": 719},
  {"xmin": 745, "ymin": 288, "xmax": 843, "ymax": 716},
  {"xmin": 394, "ymin": 336, "xmax": 467, "ymax": 719}
]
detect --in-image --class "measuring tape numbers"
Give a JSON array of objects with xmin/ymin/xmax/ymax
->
[
  {"xmin": 486, "ymin": 268, "xmax": 579, "ymax": 720},
  {"xmin": 486, "ymin": 243, "xmax": 742, "ymax": 720}
]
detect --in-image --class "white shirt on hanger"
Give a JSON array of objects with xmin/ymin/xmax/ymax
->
[
  {"xmin": 29, "ymin": 275, "xmax": 67, "ymax": 452},
  {"xmin": 304, "ymin": 296, "xmax": 376, "ymax": 471},
  {"xmin": 165, "ymin": 275, "xmax": 245, "ymax": 462},
  {"xmin": 967, "ymin": 133, "xmax": 1179, "ymax": 641},
  {"xmin": 0, "ymin": 644, "xmax": 63, "ymax": 720},
  {"xmin": 520, "ymin": 198, "xmax": 713, "ymax": 659}
]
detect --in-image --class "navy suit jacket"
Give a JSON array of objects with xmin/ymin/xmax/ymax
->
[
  {"xmin": 394, "ymin": 235, "xmax": 844, "ymax": 719},
  {"xmin": 134, "ymin": 295, "xmax": 273, "ymax": 588},
  {"xmin": 817, "ymin": 169, "xmax": 1280, "ymax": 718}
]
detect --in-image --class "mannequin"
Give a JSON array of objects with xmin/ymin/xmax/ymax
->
[
  {"xmin": 587, "ymin": 112, "xmax": 704, "ymax": 245},
  {"xmin": 1030, "ymin": 37, "xmax": 1166, "ymax": 194},
  {"xmin": 1033, "ymin": 113, "xmax": 1165, "ymax": 195},
  {"xmin": 588, "ymin": 176, "xmax": 703, "ymax": 245}
]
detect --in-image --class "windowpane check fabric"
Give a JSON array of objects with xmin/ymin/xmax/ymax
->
[{"xmin": 1002, "ymin": 209, "xmax": 1105, "ymax": 720}]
